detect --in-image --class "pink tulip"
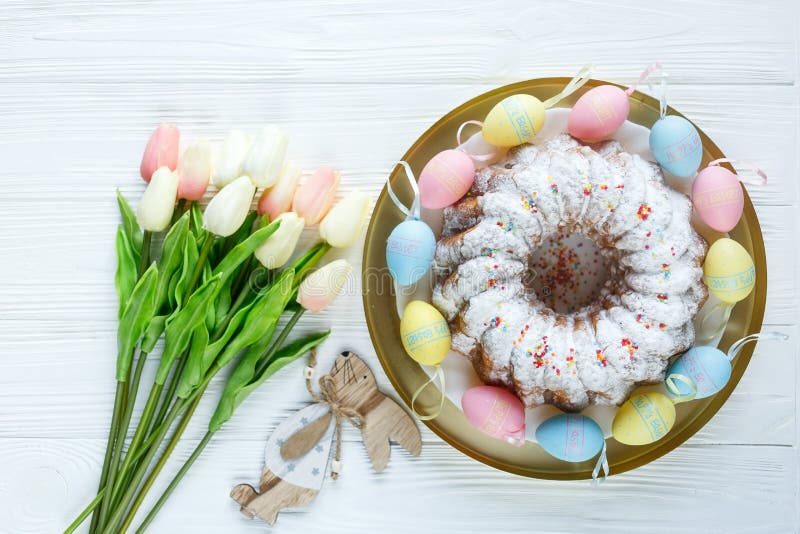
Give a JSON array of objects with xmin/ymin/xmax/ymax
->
[
  {"xmin": 296, "ymin": 259, "xmax": 352, "ymax": 313},
  {"xmin": 177, "ymin": 139, "xmax": 212, "ymax": 200},
  {"xmin": 140, "ymin": 124, "xmax": 180, "ymax": 182},
  {"xmin": 258, "ymin": 163, "xmax": 302, "ymax": 220},
  {"xmin": 292, "ymin": 167, "xmax": 340, "ymax": 225}
]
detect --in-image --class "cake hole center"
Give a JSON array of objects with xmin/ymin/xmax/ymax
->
[{"xmin": 528, "ymin": 229, "xmax": 611, "ymax": 314}]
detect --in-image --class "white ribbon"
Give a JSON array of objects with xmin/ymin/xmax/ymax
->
[
  {"xmin": 698, "ymin": 301, "xmax": 734, "ymax": 343},
  {"xmin": 591, "ymin": 442, "xmax": 609, "ymax": 486},
  {"xmin": 542, "ymin": 64, "xmax": 594, "ymax": 109},
  {"xmin": 645, "ymin": 67, "xmax": 670, "ymax": 119},
  {"xmin": 456, "ymin": 120, "xmax": 498, "ymax": 163},
  {"xmin": 411, "ymin": 365, "xmax": 446, "ymax": 421},
  {"xmin": 727, "ymin": 331, "xmax": 789, "ymax": 361},
  {"xmin": 386, "ymin": 161, "xmax": 421, "ymax": 221}
]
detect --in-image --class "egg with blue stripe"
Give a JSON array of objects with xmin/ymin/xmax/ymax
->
[
  {"xmin": 612, "ymin": 392, "xmax": 676, "ymax": 446},
  {"xmin": 703, "ymin": 238, "xmax": 755, "ymax": 304},
  {"xmin": 400, "ymin": 300, "xmax": 451, "ymax": 366},
  {"xmin": 536, "ymin": 414, "xmax": 605, "ymax": 462},
  {"xmin": 482, "ymin": 94, "xmax": 545, "ymax": 147}
]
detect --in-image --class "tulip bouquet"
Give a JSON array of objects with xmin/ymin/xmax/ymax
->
[{"xmin": 66, "ymin": 124, "xmax": 370, "ymax": 534}]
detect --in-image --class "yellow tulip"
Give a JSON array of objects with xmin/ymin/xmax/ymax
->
[
  {"xmin": 136, "ymin": 167, "xmax": 179, "ymax": 231},
  {"xmin": 319, "ymin": 191, "xmax": 370, "ymax": 248},
  {"xmin": 203, "ymin": 176, "xmax": 255, "ymax": 237},
  {"xmin": 254, "ymin": 212, "xmax": 305, "ymax": 269}
]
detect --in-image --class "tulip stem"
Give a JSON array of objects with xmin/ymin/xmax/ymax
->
[
  {"xmin": 171, "ymin": 199, "xmax": 186, "ymax": 225},
  {"xmin": 87, "ymin": 380, "xmax": 126, "ymax": 533},
  {"xmin": 118, "ymin": 386, "xmax": 209, "ymax": 533},
  {"xmin": 130, "ymin": 310, "xmax": 308, "ymax": 529},
  {"xmin": 63, "ymin": 488, "xmax": 104, "ymax": 534},
  {"xmin": 100, "ymin": 370, "xmax": 215, "ymax": 534},
  {"xmin": 106, "ymin": 383, "xmax": 163, "ymax": 512},
  {"xmin": 256, "ymin": 309, "xmax": 305, "ymax": 377},
  {"xmin": 99, "ymin": 400, "xmax": 183, "ymax": 534},
  {"xmin": 187, "ymin": 234, "xmax": 214, "ymax": 295},
  {"xmin": 97, "ymin": 349, "xmax": 146, "ymax": 529},
  {"xmin": 138, "ymin": 231, "xmax": 152, "ymax": 277},
  {"xmin": 134, "ymin": 431, "xmax": 214, "ymax": 533},
  {"xmin": 149, "ymin": 356, "xmax": 185, "ymax": 434}
]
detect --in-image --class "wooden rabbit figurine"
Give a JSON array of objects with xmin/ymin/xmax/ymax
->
[{"xmin": 231, "ymin": 350, "xmax": 422, "ymax": 525}]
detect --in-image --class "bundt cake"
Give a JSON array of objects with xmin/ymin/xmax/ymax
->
[{"xmin": 432, "ymin": 134, "xmax": 708, "ymax": 412}]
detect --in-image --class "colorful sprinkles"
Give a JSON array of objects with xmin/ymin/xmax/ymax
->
[{"xmin": 529, "ymin": 230, "xmax": 610, "ymax": 313}]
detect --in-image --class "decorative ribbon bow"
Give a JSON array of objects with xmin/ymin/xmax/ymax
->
[{"xmin": 304, "ymin": 349, "xmax": 365, "ymax": 479}]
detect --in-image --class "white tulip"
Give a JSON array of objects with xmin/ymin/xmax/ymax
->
[
  {"xmin": 203, "ymin": 176, "xmax": 256, "ymax": 237},
  {"xmin": 136, "ymin": 166, "xmax": 179, "ymax": 232},
  {"xmin": 241, "ymin": 125, "xmax": 288, "ymax": 188},
  {"xmin": 254, "ymin": 212, "xmax": 305, "ymax": 269},
  {"xmin": 212, "ymin": 129, "xmax": 251, "ymax": 188},
  {"xmin": 319, "ymin": 190, "xmax": 371, "ymax": 248}
]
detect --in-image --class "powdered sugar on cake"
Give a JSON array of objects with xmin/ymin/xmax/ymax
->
[{"xmin": 432, "ymin": 134, "xmax": 708, "ymax": 412}]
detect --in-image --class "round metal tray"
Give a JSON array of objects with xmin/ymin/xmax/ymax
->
[{"xmin": 362, "ymin": 77, "xmax": 767, "ymax": 479}]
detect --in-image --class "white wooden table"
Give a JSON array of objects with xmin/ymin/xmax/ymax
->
[{"xmin": 1, "ymin": 1, "xmax": 798, "ymax": 532}]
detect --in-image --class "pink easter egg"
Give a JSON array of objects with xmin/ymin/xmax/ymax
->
[
  {"xmin": 461, "ymin": 385, "xmax": 525, "ymax": 446},
  {"xmin": 692, "ymin": 165, "xmax": 744, "ymax": 232},
  {"xmin": 568, "ymin": 85, "xmax": 630, "ymax": 142},
  {"xmin": 418, "ymin": 149, "xmax": 476, "ymax": 209}
]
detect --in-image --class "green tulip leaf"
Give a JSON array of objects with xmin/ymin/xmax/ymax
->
[
  {"xmin": 155, "ymin": 213, "xmax": 190, "ymax": 313},
  {"xmin": 114, "ymin": 226, "xmax": 139, "ymax": 318},
  {"xmin": 214, "ymin": 274, "xmax": 235, "ymax": 328},
  {"xmin": 212, "ymin": 211, "xmax": 257, "ymax": 267},
  {"xmin": 212, "ymin": 220, "xmax": 281, "ymax": 286},
  {"xmin": 209, "ymin": 330, "xmax": 330, "ymax": 433},
  {"xmin": 141, "ymin": 314, "xmax": 167, "ymax": 353},
  {"xmin": 212, "ymin": 269, "xmax": 294, "ymax": 371},
  {"xmin": 116, "ymin": 189, "xmax": 143, "ymax": 252},
  {"xmin": 176, "ymin": 322, "xmax": 210, "ymax": 398},
  {"xmin": 156, "ymin": 275, "xmax": 221, "ymax": 385},
  {"xmin": 190, "ymin": 201, "xmax": 207, "ymax": 242},
  {"xmin": 172, "ymin": 231, "xmax": 198, "ymax": 309},
  {"xmin": 116, "ymin": 263, "xmax": 159, "ymax": 380}
]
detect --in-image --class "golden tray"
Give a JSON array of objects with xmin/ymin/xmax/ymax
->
[{"xmin": 362, "ymin": 77, "xmax": 766, "ymax": 479}]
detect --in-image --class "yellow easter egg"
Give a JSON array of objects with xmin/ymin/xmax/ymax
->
[
  {"xmin": 703, "ymin": 238, "xmax": 755, "ymax": 304},
  {"xmin": 482, "ymin": 94, "xmax": 546, "ymax": 147},
  {"xmin": 612, "ymin": 392, "xmax": 676, "ymax": 446},
  {"xmin": 400, "ymin": 300, "xmax": 451, "ymax": 366}
]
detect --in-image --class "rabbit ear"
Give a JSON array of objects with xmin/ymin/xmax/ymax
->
[{"xmin": 280, "ymin": 412, "xmax": 333, "ymax": 460}]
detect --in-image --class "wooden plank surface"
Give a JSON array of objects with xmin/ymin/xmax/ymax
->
[{"xmin": 0, "ymin": 0, "xmax": 798, "ymax": 532}]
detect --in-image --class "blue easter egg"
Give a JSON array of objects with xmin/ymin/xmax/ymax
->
[
  {"xmin": 667, "ymin": 346, "xmax": 732, "ymax": 399},
  {"xmin": 649, "ymin": 115, "xmax": 703, "ymax": 178},
  {"xmin": 386, "ymin": 219, "xmax": 436, "ymax": 286},
  {"xmin": 535, "ymin": 414, "xmax": 604, "ymax": 463}
]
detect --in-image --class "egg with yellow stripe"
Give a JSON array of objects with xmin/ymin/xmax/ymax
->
[
  {"xmin": 482, "ymin": 94, "xmax": 546, "ymax": 147},
  {"xmin": 703, "ymin": 238, "xmax": 755, "ymax": 304},
  {"xmin": 400, "ymin": 300, "xmax": 451, "ymax": 366},
  {"xmin": 612, "ymin": 392, "xmax": 676, "ymax": 446}
]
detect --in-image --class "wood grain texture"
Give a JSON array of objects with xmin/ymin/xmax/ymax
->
[{"xmin": 0, "ymin": 0, "xmax": 798, "ymax": 532}]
